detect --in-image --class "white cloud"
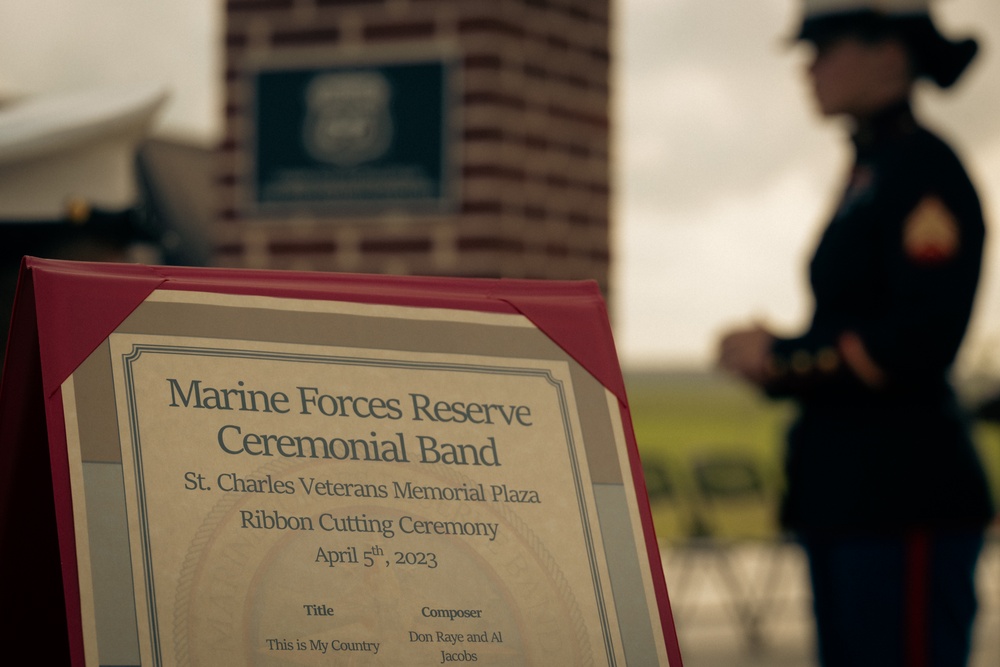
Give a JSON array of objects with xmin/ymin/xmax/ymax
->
[{"xmin": 614, "ymin": 167, "xmax": 835, "ymax": 366}]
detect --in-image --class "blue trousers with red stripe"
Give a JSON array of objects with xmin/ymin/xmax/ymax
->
[{"xmin": 802, "ymin": 532, "xmax": 983, "ymax": 667}]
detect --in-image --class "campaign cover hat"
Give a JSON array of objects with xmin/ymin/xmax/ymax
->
[{"xmin": 796, "ymin": 0, "xmax": 978, "ymax": 88}]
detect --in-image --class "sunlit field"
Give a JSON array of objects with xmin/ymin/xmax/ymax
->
[{"xmin": 624, "ymin": 370, "xmax": 1000, "ymax": 544}]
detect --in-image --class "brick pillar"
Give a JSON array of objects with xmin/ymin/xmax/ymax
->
[{"xmin": 217, "ymin": 0, "xmax": 611, "ymax": 294}]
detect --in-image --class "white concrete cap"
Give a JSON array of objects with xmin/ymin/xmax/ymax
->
[{"xmin": 0, "ymin": 84, "xmax": 168, "ymax": 220}]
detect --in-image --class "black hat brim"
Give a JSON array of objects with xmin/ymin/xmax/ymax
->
[{"xmin": 796, "ymin": 11, "xmax": 977, "ymax": 88}]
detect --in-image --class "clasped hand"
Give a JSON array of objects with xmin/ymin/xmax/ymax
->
[{"xmin": 716, "ymin": 323, "xmax": 775, "ymax": 387}]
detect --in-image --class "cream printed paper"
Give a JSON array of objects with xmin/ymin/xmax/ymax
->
[{"xmin": 100, "ymin": 334, "xmax": 621, "ymax": 666}]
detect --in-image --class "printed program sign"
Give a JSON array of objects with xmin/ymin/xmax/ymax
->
[{"xmin": 0, "ymin": 259, "xmax": 681, "ymax": 666}]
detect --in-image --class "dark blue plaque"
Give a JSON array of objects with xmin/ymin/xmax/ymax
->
[{"xmin": 251, "ymin": 58, "xmax": 455, "ymax": 214}]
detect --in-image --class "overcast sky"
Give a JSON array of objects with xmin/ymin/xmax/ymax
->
[{"xmin": 3, "ymin": 0, "xmax": 1000, "ymax": 374}]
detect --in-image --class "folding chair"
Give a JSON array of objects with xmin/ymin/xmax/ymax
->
[
  {"xmin": 693, "ymin": 452, "xmax": 807, "ymax": 649},
  {"xmin": 653, "ymin": 450, "xmax": 802, "ymax": 651}
]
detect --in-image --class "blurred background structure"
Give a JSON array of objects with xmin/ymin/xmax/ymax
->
[
  {"xmin": 215, "ymin": 1, "xmax": 611, "ymax": 284},
  {"xmin": 1, "ymin": 0, "xmax": 612, "ymax": 287},
  {"xmin": 1, "ymin": 1, "xmax": 998, "ymax": 665}
]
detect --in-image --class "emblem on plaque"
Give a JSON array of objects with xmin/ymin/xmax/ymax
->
[{"xmin": 302, "ymin": 71, "xmax": 394, "ymax": 166}]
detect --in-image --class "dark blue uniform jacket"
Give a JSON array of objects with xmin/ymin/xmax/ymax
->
[{"xmin": 766, "ymin": 103, "xmax": 995, "ymax": 536}]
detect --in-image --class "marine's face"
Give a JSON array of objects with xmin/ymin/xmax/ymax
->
[{"xmin": 806, "ymin": 35, "xmax": 909, "ymax": 118}]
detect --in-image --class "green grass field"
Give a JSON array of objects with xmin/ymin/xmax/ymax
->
[{"xmin": 624, "ymin": 369, "xmax": 1000, "ymax": 543}]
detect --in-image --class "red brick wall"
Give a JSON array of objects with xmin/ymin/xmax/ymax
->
[{"xmin": 218, "ymin": 0, "xmax": 611, "ymax": 293}]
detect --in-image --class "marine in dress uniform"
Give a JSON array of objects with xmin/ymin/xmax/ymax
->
[{"xmin": 717, "ymin": 1, "xmax": 995, "ymax": 665}]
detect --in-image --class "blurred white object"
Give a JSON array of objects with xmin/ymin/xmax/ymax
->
[{"xmin": 0, "ymin": 83, "xmax": 168, "ymax": 220}]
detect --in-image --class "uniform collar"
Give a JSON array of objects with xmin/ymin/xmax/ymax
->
[{"xmin": 851, "ymin": 100, "xmax": 918, "ymax": 152}]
